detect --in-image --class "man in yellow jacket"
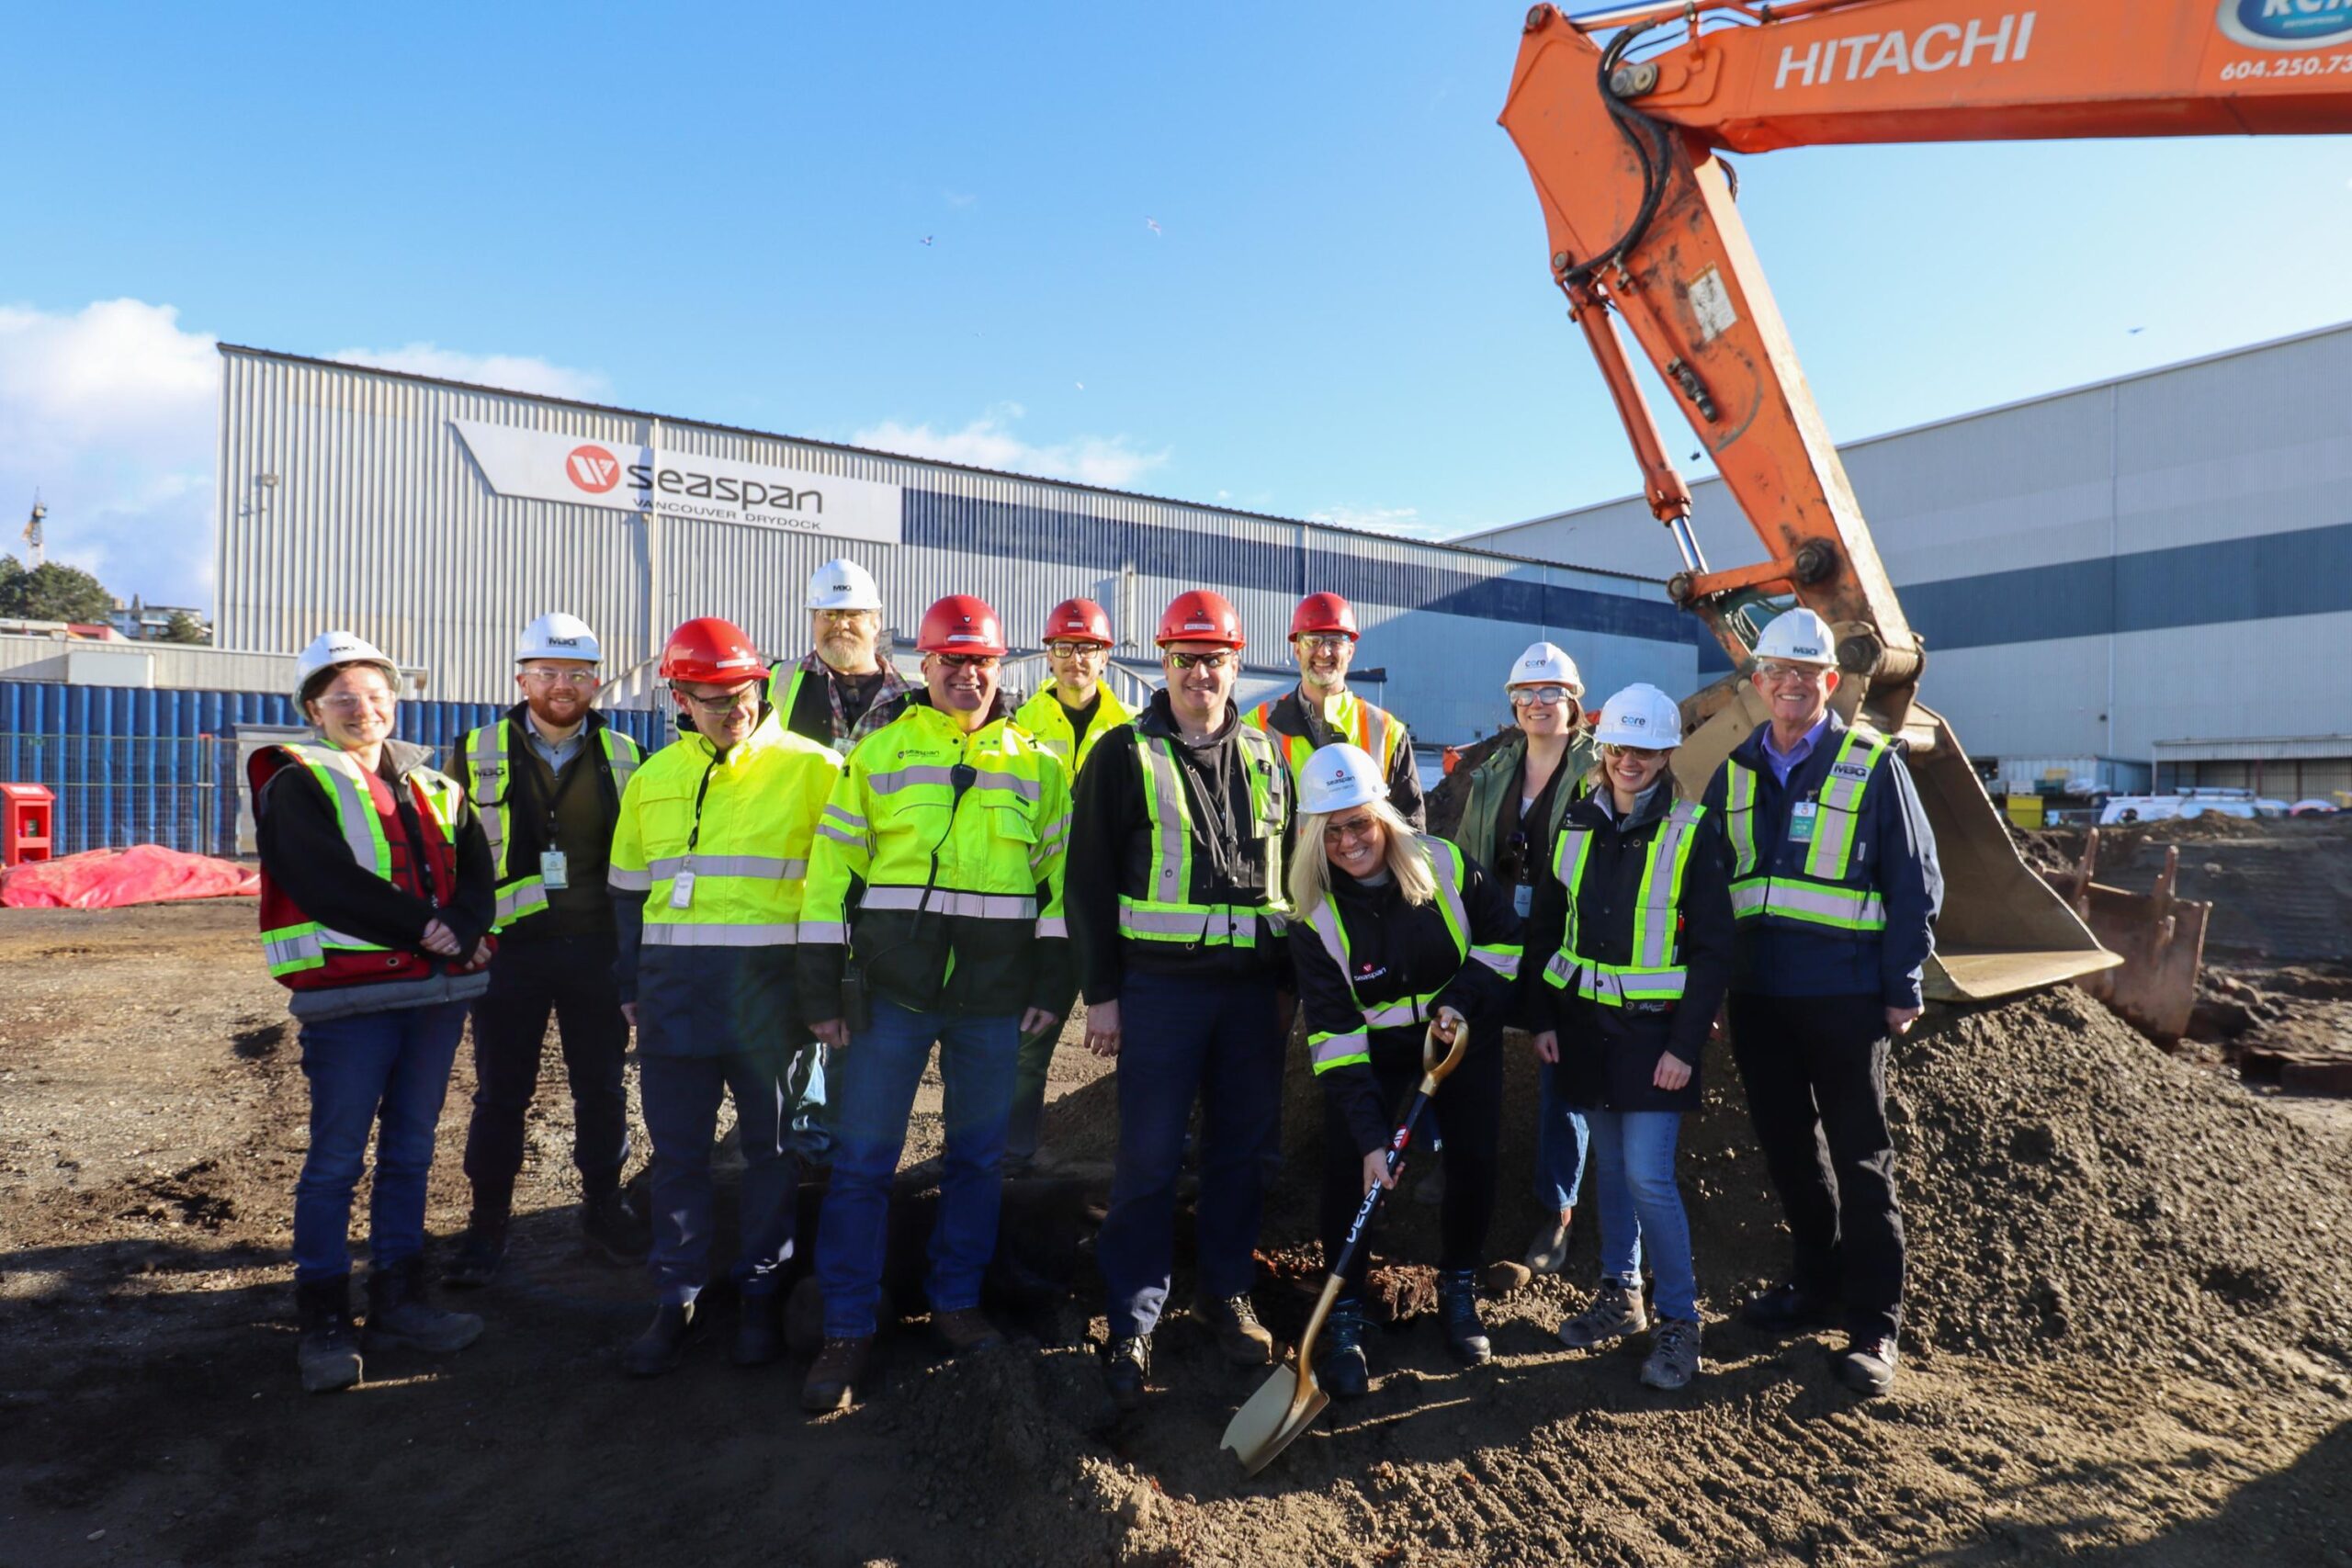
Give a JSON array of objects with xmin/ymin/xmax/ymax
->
[
  {"xmin": 798, "ymin": 594, "xmax": 1072, "ymax": 1412},
  {"xmin": 1245, "ymin": 591, "xmax": 1424, "ymax": 829},
  {"xmin": 1006, "ymin": 596, "xmax": 1134, "ymax": 1167},
  {"xmin": 607, "ymin": 616, "xmax": 843, "ymax": 1379}
]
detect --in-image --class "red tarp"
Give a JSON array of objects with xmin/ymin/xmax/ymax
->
[{"xmin": 1, "ymin": 846, "xmax": 259, "ymax": 909}]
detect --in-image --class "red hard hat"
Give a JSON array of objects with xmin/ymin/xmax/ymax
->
[
  {"xmin": 660, "ymin": 616, "xmax": 764, "ymax": 684},
  {"xmin": 1156, "ymin": 590, "xmax": 1246, "ymax": 649},
  {"xmin": 1291, "ymin": 592, "xmax": 1358, "ymax": 639},
  {"xmin": 917, "ymin": 594, "xmax": 1008, "ymax": 657},
  {"xmin": 1042, "ymin": 597, "xmax": 1114, "ymax": 647}
]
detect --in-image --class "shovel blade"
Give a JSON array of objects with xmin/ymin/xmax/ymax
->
[{"xmin": 1219, "ymin": 1362, "xmax": 1331, "ymax": 1475}]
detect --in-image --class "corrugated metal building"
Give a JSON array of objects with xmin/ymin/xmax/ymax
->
[
  {"xmin": 1467, "ymin": 322, "xmax": 2352, "ymax": 800},
  {"xmin": 214, "ymin": 345, "xmax": 1702, "ymax": 745}
]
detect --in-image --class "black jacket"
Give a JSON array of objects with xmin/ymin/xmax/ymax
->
[
  {"xmin": 453, "ymin": 704, "xmax": 631, "ymax": 942},
  {"xmin": 1067, "ymin": 691, "xmax": 1293, "ymax": 1005},
  {"xmin": 1291, "ymin": 844, "xmax": 1521, "ymax": 1156},
  {"xmin": 1251, "ymin": 685, "xmax": 1426, "ymax": 830},
  {"xmin": 255, "ymin": 738, "xmax": 497, "ymax": 961},
  {"xmin": 1524, "ymin": 784, "xmax": 1734, "ymax": 1114},
  {"xmin": 1700, "ymin": 712, "xmax": 1942, "ymax": 1007}
]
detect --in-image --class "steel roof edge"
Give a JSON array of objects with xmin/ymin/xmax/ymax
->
[
  {"xmin": 1464, "ymin": 316, "xmax": 2352, "ymax": 543},
  {"xmin": 215, "ymin": 342, "xmax": 1668, "ymax": 588}
]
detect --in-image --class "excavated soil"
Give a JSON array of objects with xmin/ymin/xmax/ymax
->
[{"xmin": 6, "ymin": 904, "xmax": 2352, "ymax": 1566}]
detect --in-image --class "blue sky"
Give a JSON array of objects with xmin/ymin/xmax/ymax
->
[{"xmin": 8, "ymin": 3, "xmax": 2352, "ymax": 609}]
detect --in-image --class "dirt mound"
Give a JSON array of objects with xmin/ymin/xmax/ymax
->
[{"xmin": 2031, "ymin": 814, "xmax": 2352, "ymax": 963}]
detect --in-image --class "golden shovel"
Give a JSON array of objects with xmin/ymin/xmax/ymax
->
[{"xmin": 1220, "ymin": 1021, "xmax": 1470, "ymax": 1475}]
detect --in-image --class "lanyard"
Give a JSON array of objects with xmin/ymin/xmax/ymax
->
[{"xmin": 685, "ymin": 750, "xmax": 723, "ymax": 855}]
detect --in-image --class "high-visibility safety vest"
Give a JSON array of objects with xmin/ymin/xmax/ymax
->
[
  {"xmin": 1305, "ymin": 835, "xmax": 1521, "ymax": 1075},
  {"xmin": 606, "ymin": 709, "xmax": 842, "ymax": 948},
  {"xmin": 252, "ymin": 742, "xmax": 477, "ymax": 987},
  {"xmin": 798, "ymin": 701, "xmax": 1071, "ymax": 951},
  {"xmin": 459, "ymin": 717, "xmax": 642, "ymax": 931},
  {"xmin": 1723, "ymin": 727, "xmax": 1891, "ymax": 933},
  {"xmin": 1117, "ymin": 722, "xmax": 1290, "ymax": 950},
  {"xmin": 1542, "ymin": 799, "xmax": 1711, "ymax": 1006},
  {"xmin": 1013, "ymin": 681, "xmax": 1135, "ymax": 779},
  {"xmin": 1245, "ymin": 687, "xmax": 1405, "ymax": 784}
]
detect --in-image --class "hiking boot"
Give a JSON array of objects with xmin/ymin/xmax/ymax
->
[
  {"xmin": 1437, "ymin": 1269, "xmax": 1492, "ymax": 1366},
  {"xmin": 1524, "ymin": 1214, "xmax": 1573, "ymax": 1275},
  {"xmin": 1102, "ymin": 1334, "xmax": 1151, "ymax": 1411},
  {"xmin": 932, "ymin": 1307, "xmax": 1005, "ymax": 1357},
  {"xmin": 295, "ymin": 1275, "xmax": 363, "ymax": 1394},
  {"xmin": 1641, "ymin": 1317, "xmax": 1702, "ymax": 1391},
  {"xmin": 1558, "ymin": 1276, "xmax": 1647, "ymax": 1350},
  {"xmin": 581, "ymin": 1190, "xmax": 652, "ymax": 1265},
  {"xmin": 621, "ymin": 1302, "xmax": 702, "ymax": 1378},
  {"xmin": 802, "ymin": 1335, "xmax": 873, "ymax": 1413},
  {"xmin": 1193, "ymin": 1292, "xmax": 1274, "ymax": 1366},
  {"xmin": 442, "ymin": 1217, "xmax": 507, "ymax": 1290},
  {"xmin": 1315, "ymin": 1299, "xmax": 1370, "ymax": 1399},
  {"xmin": 731, "ymin": 1293, "xmax": 783, "ymax": 1368},
  {"xmin": 1742, "ymin": 1281, "xmax": 1838, "ymax": 1334},
  {"xmin": 363, "ymin": 1258, "xmax": 483, "ymax": 1355},
  {"xmin": 1836, "ymin": 1334, "xmax": 1899, "ymax": 1396}
]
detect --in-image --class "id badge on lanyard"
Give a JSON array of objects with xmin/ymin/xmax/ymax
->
[
  {"xmin": 669, "ymin": 867, "xmax": 696, "ymax": 909},
  {"xmin": 1789, "ymin": 799, "xmax": 1819, "ymax": 845},
  {"xmin": 540, "ymin": 850, "xmax": 570, "ymax": 890},
  {"xmin": 1512, "ymin": 882, "xmax": 1533, "ymax": 919}
]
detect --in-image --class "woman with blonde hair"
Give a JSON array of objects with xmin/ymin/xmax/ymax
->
[{"xmin": 1287, "ymin": 743, "xmax": 1522, "ymax": 1397}]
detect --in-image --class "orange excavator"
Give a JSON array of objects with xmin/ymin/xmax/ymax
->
[{"xmin": 1499, "ymin": 0, "xmax": 2350, "ymax": 1012}]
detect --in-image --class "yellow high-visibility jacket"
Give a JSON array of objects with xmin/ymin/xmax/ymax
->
[
  {"xmin": 1014, "ymin": 681, "xmax": 1136, "ymax": 779},
  {"xmin": 798, "ymin": 695, "xmax": 1072, "ymax": 1020}
]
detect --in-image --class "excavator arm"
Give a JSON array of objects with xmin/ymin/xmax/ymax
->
[{"xmin": 1499, "ymin": 0, "xmax": 2352, "ymax": 1001}]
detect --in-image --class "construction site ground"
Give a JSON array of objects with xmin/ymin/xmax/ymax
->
[{"xmin": 4, "ymin": 815, "xmax": 2350, "ymax": 1567}]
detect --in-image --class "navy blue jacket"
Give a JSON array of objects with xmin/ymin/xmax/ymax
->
[{"xmin": 1700, "ymin": 712, "xmax": 1942, "ymax": 1009}]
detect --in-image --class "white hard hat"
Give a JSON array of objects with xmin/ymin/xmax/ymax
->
[
  {"xmin": 1300, "ymin": 743, "xmax": 1387, "ymax": 817},
  {"xmin": 295, "ymin": 630, "xmax": 399, "ymax": 702},
  {"xmin": 1754, "ymin": 607, "xmax": 1838, "ymax": 668},
  {"xmin": 516, "ymin": 612, "xmax": 602, "ymax": 665},
  {"xmin": 1505, "ymin": 640, "xmax": 1582, "ymax": 693},
  {"xmin": 1592, "ymin": 683, "xmax": 1683, "ymax": 750},
  {"xmin": 806, "ymin": 558, "xmax": 882, "ymax": 612}
]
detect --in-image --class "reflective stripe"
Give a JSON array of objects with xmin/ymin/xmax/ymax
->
[
  {"xmin": 289, "ymin": 746, "xmax": 392, "ymax": 874},
  {"xmin": 1471, "ymin": 943, "xmax": 1521, "ymax": 981},
  {"xmin": 1725, "ymin": 765, "xmax": 1758, "ymax": 876},
  {"xmin": 469, "ymin": 724, "xmax": 507, "ymax": 870},
  {"xmin": 1544, "ymin": 800, "xmax": 1707, "ymax": 1007},
  {"xmin": 1730, "ymin": 878, "xmax": 1886, "ymax": 931},
  {"xmin": 861, "ymin": 886, "xmax": 1038, "ymax": 919},
  {"xmin": 821, "ymin": 804, "xmax": 868, "ymax": 831},
  {"xmin": 867, "ymin": 764, "xmax": 959, "ymax": 795},
  {"xmin": 815, "ymin": 823, "xmax": 865, "ymax": 848},
  {"xmin": 797, "ymin": 920, "xmax": 847, "ymax": 944},
  {"xmin": 1036, "ymin": 916, "xmax": 1069, "ymax": 939},
  {"xmin": 1723, "ymin": 730, "xmax": 1890, "ymax": 931},
  {"xmin": 1123, "ymin": 727, "xmax": 1283, "ymax": 947},
  {"xmin": 603, "ymin": 728, "xmax": 640, "ymax": 798},
  {"xmin": 641, "ymin": 922, "xmax": 799, "ymax": 947},
  {"xmin": 466, "ymin": 722, "xmax": 639, "ymax": 930},
  {"xmin": 1306, "ymin": 836, "xmax": 1498, "ymax": 1034},
  {"xmin": 968, "ymin": 768, "xmax": 1042, "ymax": 802},
  {"xmin": 262, "ymin": 922, "xmax": 324, "ymax": 976},
  {"xmin": 1804, "ymin": 728, "xmax": 1885, "ymax": 881},
  {"xmin": 1309, "ymin": 1029, "xmax": 1372, "ymax": 1074},
  {"xmin": 1138, "ymin": 739, "xmax": 1195, "ymax": 908},
  {"xmin": 494, "ymin": 879, "xmax": 548, "ymax": 928},
  {"xmin": 1116, "ymin": 902, "xmax": 1277, "ymax": 945},
  {"xmin": 608, "ymin": 866, "xmax": 653, "ymax": 892},
  {"xmin": 645, "ymin": 853, "xmax": 805, "ymax": 881}
]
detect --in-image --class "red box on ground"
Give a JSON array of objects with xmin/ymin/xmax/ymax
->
[{"xmin": 0, "ymin": 784, "xmax": 54, "ymax": 868}]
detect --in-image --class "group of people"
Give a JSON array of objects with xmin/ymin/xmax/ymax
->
[{"xmin": 250, "ymin": 559, "xmax": 1941, "ymax": 1416}]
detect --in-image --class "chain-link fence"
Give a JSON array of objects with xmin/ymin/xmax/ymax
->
[{"xmin": 0, "ymin": 734, "xmax": 243, "ymax": 858}]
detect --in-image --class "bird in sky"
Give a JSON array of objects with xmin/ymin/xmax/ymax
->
[
  {"xmin": 922, "ymin": 235, "xmax": 934, "ymax": 246},
  {"xmin": 1146, "ymin": 218, "xmax": 1162, "ymax": 237}
]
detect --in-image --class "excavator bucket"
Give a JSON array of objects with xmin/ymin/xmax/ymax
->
[{"xmin": 1673, "ymin": 677, "xmax": 2120, "ymax": 1002}]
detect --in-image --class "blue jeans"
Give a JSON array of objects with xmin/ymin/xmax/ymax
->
[
  {"xmin": 1096, "ymin": 968, "xmax": 1283, "ymax": 1338},
  {"xmin": 1586, "ymin": 1108, "xmax": 1697, "ymax": 1323},
  {"xmin": 1537, "ymin": 1061, "xmax": 1590, "ymax": 1212},
  {"xmin": 816, "ymin": 997, "xmax": 1020, "ymax": 1339},
  {"xmin": 292, "ymin": 1001, "xmax": 469, "ymax": 1283},
  {"xmin": 639, "ymin": 1049, "xmax": 800, "ymax": 1305}
]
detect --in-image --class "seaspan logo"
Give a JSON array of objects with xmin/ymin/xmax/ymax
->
[
  {"xmin": 566, "ymin": 445, "xmax": 623, "ymax": 494},
  {"xmin": 2220, "ymin": 0, "xmax": 2352, "ymax": 49}
]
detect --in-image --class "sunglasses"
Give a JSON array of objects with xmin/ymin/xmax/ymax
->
[
  {"xmin": 936, "ymin": 653, "xmax": 1000, "ymax": 671},
  {"xmin": 1600, "ymin": 742, "xmax": 1670, "ymax": 761},
  {"xmin": 1323, "ymin": 814, "xmax": 1381, "ymax": 845},
  {"xmin": 1165, "ymin": 650, "xmax": 1235, "ymax": 672}
]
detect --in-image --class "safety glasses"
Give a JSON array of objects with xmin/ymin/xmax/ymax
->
[
  {"xmin": 1165, "ymin": 650, "xmax": 1234, "ymax": 672},
  {"xmin": 1509, "ymin": 684, "xmax": 1577, "ymax": 707}
]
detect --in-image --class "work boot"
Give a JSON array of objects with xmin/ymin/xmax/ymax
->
[
  {"xmin": 731, "ymin": 1293, "xmax": 783, "ymax": 1368},
  {"xmin": 1102, "ymin": 1333, "xmax": 1151, "ymax": 1411},
  {"xmin": 1835, "ymin": 1333, "xmax": 1900, "ymax": 1396},
  {"xmin": 1524, "ymin": 1213, "xmax": 1574, "ymax": 1275},
  {"xmin": 1437, "ymin": 1269, "xmax": 1492, "ymax": 1366},
  {"xmin": 295, "ymin": 1275, "xmax": 363, "ymax": 1394},
  {"xmin": 442, "ymin": 1215, "xmax": 507, "ymax": 1290},
  {"xmin": 1193, "ymin": 1292, "xmax": 1275, "ymax": 1366},
  {"xmin": 1315, "ymin": 1299, "xmax": 1371, "ymax": 1399},
  {"xmin": 580, "ymin": 1190, "xmax": 652, "ymax": 1265},
  {"xmin": 363, "ymin": 1258, "xmax": 484, "ymax": 1355},
  {"xmin": 932, "ymin": 1306, "xmax": 1005, "ymax": 1357},
  {"xmin": 622, "ymin": 1302, "xmax": 702, "ymax": 1377},
  {"xmin": 1641, "ymin": 1317, "xmax": 1702, "ymax": 1391},
  {"xmin": 802, "ymin": 1335, "xmax": 873, "ymax": 1412},
  {"xmin": 1558, "ymin": 1276, "xmax": 1647, "ymax": 1350},
  {"xmin": 1742, "ymin": 1281, "xmax": 1838, "ymax": 1334}
]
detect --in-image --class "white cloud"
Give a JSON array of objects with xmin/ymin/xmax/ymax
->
[
  {"xmin": 329, "ymin": 342, "xmax": 609, "ymax": 401},
  {"xmin": 853, "ymin": 404, "xmax": 1169, "ymax": 490},
  {"xmin": 0, "ymin": 299, "xmax": 220, "ymax": 604},
  {"xmin": 1308, "ymin": 502, "xmax": 1453, "ymax": 541}
]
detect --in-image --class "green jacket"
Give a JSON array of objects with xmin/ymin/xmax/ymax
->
[{"xmin": 1451, "ymin": 731, "xmax": 1598, "ymax": 875}]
